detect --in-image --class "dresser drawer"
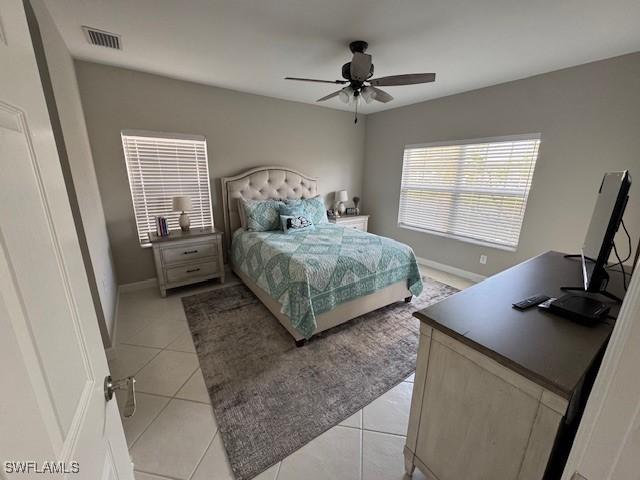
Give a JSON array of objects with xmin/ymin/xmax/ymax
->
[
  {"xmin": 162, "ymin": 241, "xmax": 217, "ymax": 265},
  {"xmin": 166, "ymin": 260, "xmax": 220, "ymax": 284}
]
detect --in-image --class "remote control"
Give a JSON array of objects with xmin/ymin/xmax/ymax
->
[{"xmin": 512, "ymin": 294, "xmax": 551, "ymax": 311}]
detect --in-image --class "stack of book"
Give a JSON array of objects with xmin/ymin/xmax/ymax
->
[{"xmin": 155, "ymin": 216, "xmax": 169, "ymax": 237}]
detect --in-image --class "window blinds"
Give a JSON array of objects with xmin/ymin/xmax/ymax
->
[
  {"xmin": 121, "ymin": 131, "xmax": 213, "ymax": 246},
  {"xmin": 398, "ymin": 135, "xmax": 540, "ymax": 250}
]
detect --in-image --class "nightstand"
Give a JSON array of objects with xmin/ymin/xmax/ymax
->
[
  {"xmin": 149, "ymin": 227, "xmax": 224, "ymax": 297},
  {"xmin": 329, "ymin": 214, "xmax": 369, "ymax": 232}
]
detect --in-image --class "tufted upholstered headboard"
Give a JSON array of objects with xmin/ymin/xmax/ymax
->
[{"xmin": 220, "ymin": 166, "xmax": 319, "ymax": 238}]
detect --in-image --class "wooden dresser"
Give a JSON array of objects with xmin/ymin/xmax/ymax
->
[
  {"xmin": 328, "ymin": 214, "xmax": 369, "ymax": 231},
  {"xmin": 406, "ymin": 251, "xmax": 622, "ymax": 480},
  {"xmin": 149, "ymin": 227, "xmax": 224, "ymax": 297}
]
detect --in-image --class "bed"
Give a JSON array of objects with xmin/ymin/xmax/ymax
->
[{"xmin": 221, "ymin": 166, "xmax": 423, "ymax": 344}]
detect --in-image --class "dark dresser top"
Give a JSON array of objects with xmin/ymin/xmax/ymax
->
[{"xmin": 414, "ymin": 251, "xmax": 623, "ymax": 399}]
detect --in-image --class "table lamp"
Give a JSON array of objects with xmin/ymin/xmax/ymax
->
[
  {"xmin": 335, "ymin": 190, "xmax": 348, "ymax": 216},
  {"xmin": 172, "ymin": 196, "xmax": 192, "ymax": 232}
]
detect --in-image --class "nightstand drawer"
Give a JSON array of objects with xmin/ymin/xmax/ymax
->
[
  {"xmin": 166, "ymin": 260, "xmax": 220, "ymax": 284},
  {"xmin": 150, "ymin": 228, "xmax": 224, "ymax": 297},
  {"xmin": 162, "ymin": 241, "xmax": 217, "ymax": 265},
  {"xmin": 341, "ymin": 220, "xmax": 366, "ymax": 231},
  {"xmin": 328, "ymin": 215, "xmax": 369, "ymax": 232}
]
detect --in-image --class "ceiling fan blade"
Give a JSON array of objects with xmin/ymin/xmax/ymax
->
[
  {"xmin": 369, "ymin": 73, "xmax": 436, "ymax": 86},
  {"xmin": 285, "ymin": 77, "xmax": 348, "ymax": 84},
  {"xmin": 370, "ymin": 86, "xmax": 393, "ymax": 103},
  {"xmin": 316, "ymin": 90, "xmax": 342, "ymax": 102},
  {"xmin": 350, "ymin": 52, "xmax": 372, "ymax": 82}
]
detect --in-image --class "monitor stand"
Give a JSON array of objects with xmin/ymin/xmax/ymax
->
[
  {"xmin": 561, "ymin": 253, "xmax": 623, "ymax": 304},
  {"xmin": 560, "ymin": 285, "xmax": 623, "ymax": 304}
]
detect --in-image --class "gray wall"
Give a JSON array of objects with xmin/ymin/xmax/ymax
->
[
  {"xmin": 29, "ymin": 0, "xmax": 118, "ymax": 345},
  {"xmin": 75, "ymin": 61, "xmax": 366, "ymax": 284},
  {"xmin": 364, "ymin": 53, "xmax": 640, "ymax": 277}
]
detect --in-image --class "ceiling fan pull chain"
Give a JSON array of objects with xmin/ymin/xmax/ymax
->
[{"xmin": 354, "ymin": 97, "xmax": 358, "ymax": 124}]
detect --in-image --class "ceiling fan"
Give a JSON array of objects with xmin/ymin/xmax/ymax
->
[{"xmin": 285, "ymin": 40, "xmax": 436, "ymax": 123}]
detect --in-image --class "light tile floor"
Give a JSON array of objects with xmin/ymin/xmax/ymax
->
[{"xmin": 109, "ymin": 266, "xmax": 473, "ymax": 480}]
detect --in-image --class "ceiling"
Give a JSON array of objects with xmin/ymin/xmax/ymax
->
[{"xmin": 44, "ymin": 0, "xmax": 640, "ymax": 114}]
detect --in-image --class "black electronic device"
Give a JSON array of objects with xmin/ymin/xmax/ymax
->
[
  {"xmin": 512, "ymin": 294, "xmax": 551, "ymax": 311},
  {"xmin": 537, "ymin": 297, "xmax": 557, "ymax": 309},
  {"xmin": 563, "ymin": 171, "xmax": 631, "ymax": 303},
  {"xmin": 548, "ymin": 294, "xmax": 611, "ymax": 326}
]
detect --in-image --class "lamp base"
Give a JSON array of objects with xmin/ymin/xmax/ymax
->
[
  {"xmin": 179, "ymin": 212, "xmax": 190, "ymax": 232},
  {"xmin": 337, "ymin": 202, "xmax": 346, "ymax": 216}
]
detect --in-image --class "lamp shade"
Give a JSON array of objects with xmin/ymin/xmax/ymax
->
[
  {"xmin": 172, "ymin": 196, "xmax": 192, "ymax": 212},
  {"xmin": 335, "ymin": 190, "xmax": 348, "ymax": 203}
]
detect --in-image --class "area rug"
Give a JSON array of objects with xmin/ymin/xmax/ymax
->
[{"xmin": 181, "ymin": 277, "xmax": 458, "ymax": 480}]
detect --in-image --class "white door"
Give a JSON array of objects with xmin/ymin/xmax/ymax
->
[
  {"xmin": 0, "ymin": 1, "xmax": 134, "ymax": 479},
  {"xmin": 562, "ymin": 265, "xmax": 640, "ymax": 480}
]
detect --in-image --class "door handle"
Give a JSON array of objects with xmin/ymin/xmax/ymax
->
[{"xmin": 104, "ymin": 375, "xmax": 136, "ymax": 418}]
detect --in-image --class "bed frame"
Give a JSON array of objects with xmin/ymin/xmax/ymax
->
[{"xmin": 220, "ymin": 166, "xmax": 412, "ymax": 345}]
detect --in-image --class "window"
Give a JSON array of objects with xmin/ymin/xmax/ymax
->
[
  {"xmin": 122, "ymin": 130, "xmax": 213, "ymax": 246},
  {"xmin": 398, "ymin": 134, "xmax": 540, "ymax": 251}
]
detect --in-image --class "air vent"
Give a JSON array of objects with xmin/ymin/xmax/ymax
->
[{"xmin": 82, "ymin": 26, "xmax": 121, "ymax": 49}]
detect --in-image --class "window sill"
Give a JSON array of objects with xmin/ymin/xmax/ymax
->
[{"xmin": 397, "ymin": 223, "xmax": 518, "ymax": 252}]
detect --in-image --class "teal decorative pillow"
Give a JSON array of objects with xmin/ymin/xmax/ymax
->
[
  {"xmin": 279, "ymin": 203, "xmax": 305, "ymax": 218},
  {"xmin": 280, "ymin": 215, "xmax": 314, "ymax": 234},
  {"xmin": 241, "ymin": 199, "xmax": 284, "ymax": 231},
  {"xmin": 288, "ymin": 196, "xmax": 328, "ymax": 225}
]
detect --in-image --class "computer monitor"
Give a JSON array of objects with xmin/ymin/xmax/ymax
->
[{"xmin": 581, "ymin": 171, "xmax": 631, "ymax": 293}]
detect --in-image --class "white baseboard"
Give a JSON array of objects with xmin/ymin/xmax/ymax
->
[
  {"xmin": 416, "ymin": 256, "xmax": 487, "ymax": 283},
  {"xmin": 118, "ymin": 277, "xmax": 158, "ymax": 293}
]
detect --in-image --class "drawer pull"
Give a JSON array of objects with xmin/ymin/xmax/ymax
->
[
  {"xmin": 183, "ymin": 250, "xmax": 198, "ymax": 255},
  {"xmin": 186, "ymin": 268, "xmax": 201, "ymax": 273}
]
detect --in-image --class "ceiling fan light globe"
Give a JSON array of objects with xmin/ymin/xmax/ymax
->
[
  {"xmin": 361, "ymin": 86, "xmax": 377, "ymax": 104},
  {"xmin": 339, "ymin": 86, "xmax": 354, "ymax": 103}
]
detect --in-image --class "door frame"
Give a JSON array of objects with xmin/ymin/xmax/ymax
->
[{"xmin": 562, "ymin": 264, "xmax": 640, "ymax": 479}]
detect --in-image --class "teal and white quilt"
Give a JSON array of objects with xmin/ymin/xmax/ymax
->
[{"xmin": 232, "ymin": 224, "xmax": 423, "ymax": 338}]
